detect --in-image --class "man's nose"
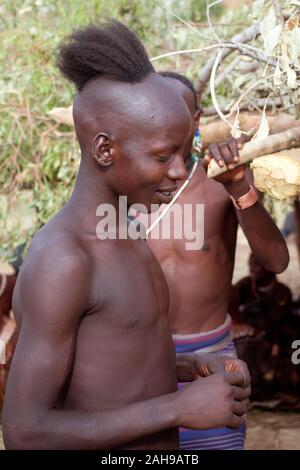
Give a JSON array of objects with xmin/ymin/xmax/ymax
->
[{"xmin": 167, "ymin": 154, "xmax": 188, "ymax": 181}]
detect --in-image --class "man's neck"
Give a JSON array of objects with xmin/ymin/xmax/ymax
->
[{"xmin": 65, "ymin": 159, "xmax": 126, "ymax": 237}]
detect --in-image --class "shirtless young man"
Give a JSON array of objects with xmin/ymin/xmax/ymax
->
[
  {"xmin": 142, "ymin": 72, "xmax": 289, "ymax": 449},
  {"xmin": 2, "ymin": 21, "xmax": 250, "ymax": 450}
]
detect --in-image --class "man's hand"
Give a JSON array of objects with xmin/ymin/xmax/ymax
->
[
  {"xmin": 204, "ymin": 137, "xmax": 246, "ymax": 184},
  {"xmin": 175, "ymin": 372, "xmax": 250, "ymax": 430},
  {"xmin": 195, "ymin": 353, "xmax": 251, "ymax": 388},
  {"xmin": 176, "ymin": 352, "xmax": 251, "ymax": 389}
]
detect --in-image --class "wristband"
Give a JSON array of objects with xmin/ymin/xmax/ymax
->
[{"xmin": 229, "ymin": 185, "xmax": 258, "ymax": 210}]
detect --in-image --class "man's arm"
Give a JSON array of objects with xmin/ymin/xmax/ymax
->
[
  {"xmin": 207, "ymin": 139, "xmax": 289, "ymax": 273},
  {"xmin": 224, "ymin": 172, "xmax": 289, "ymax": 273},
  {"xmin": 2, "ymin": 241, "xmax": 179, "ymax": 450}
]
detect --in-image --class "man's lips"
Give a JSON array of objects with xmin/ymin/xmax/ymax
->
[
  {"xmin": 155, "ymin": 186, "xmax": 177, "ymax": 204},
  {"xmin": 155, "ymin": 186, "xmax": 177, "ymax": 197}
]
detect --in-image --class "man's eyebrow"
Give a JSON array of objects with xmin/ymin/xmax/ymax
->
[{"xmin": 150, "ymin": 142, "xmax": 181, "ymax": 153}]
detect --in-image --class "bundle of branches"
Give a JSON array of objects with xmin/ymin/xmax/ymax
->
[
  {"xmin": 195, "ymin": 1, "xmax": 300, "ymax": 129},
  {"xmin": 151, "ymin": 0, "xmax": 300, "ymax": 201}
]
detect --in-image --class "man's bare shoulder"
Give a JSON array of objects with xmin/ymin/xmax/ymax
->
[
  {"xmin": 26, "ymin": 222, "xmax": 90, "ymax": 274},
  {"xmin": 13, "ymin": 223, "xmax": 93, "ymax": 323}
]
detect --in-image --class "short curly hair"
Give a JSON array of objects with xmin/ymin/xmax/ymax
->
[{"xmin": 159, "ymin": 71, "xmax": 198, "ymax": 109}]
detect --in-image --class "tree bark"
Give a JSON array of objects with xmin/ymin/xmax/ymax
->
[{"xmin": 202, "ymin": 112, "xmax": 300, "ymax": 149}]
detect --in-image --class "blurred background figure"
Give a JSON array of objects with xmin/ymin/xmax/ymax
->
[
  {"xmin": 0, "ymin": 244, "xmax": 24, "ymax": 408},
  {"xmin": 229, "ymin": 253, "xmax": 300, "ymax": 408},
  {"xmin": 0, "ymin": 272, "xmax": 17, "ymax": 409}
]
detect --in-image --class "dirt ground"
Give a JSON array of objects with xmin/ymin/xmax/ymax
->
[{"xmin": 245, "ymin": 411, "xmax": 300, "ymax": 450}]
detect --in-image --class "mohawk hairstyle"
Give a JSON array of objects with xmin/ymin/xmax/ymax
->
[
  {"xmin": 158, "ymin": 71, "xmax": 198, "ymax": 109},
  {"xmin": 57, "ymin": 19, "xmax": 155, "ymax": 91}
]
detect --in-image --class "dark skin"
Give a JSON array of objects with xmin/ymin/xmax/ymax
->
[
  {"xmin": 2, "ymin": 74, "xmax": 249, "ymax": 450},
  {"xmin": 145, "ymin": 78, "xmax": 289, "ymax": 342}
]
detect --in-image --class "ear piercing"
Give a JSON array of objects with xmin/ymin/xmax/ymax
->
[{"xmin": 93, "ymin": 154, "xmax": 112, "ymax": 167}]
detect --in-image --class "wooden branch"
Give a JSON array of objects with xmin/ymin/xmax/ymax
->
[
  {"xmin": 211, "ymin": 56, "xmax": 260, "ymax": 98},
  {"xmin": 201, "ymin": 112, "xmax": 300, "ymax": 148},
  {"xmin": 213, "ymin": 55, "xmax": 241, "ymax": 91},
  {"xmin": 228, "ymin": 41, "xmax": 277, "ymax": 67},
  {"xmin": 195, "ymin": 23, "xmax": 260, "ymax": 97},
  {"xmin": 207, "ymin": 127, "xmax": 300, "ymax": 178},
  {"xmin": 202, "ymin": 98, "xmax": 283, "ymax": 117}
]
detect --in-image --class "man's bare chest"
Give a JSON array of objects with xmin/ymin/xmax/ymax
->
[{"xmin": 85, "ymin": 240, "xmax": 169, "ymax": 328}]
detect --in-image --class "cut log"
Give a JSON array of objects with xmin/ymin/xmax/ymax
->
[
  {"xmin": 207, "ymin": 127, "xmax": 300, "ymax": 176},
  {"xmin": 201, "ymin": 112, "xmax": 300, "ymax": 149},
  {"xmin": 207, "ymin": 128, "xmax": 300, "ymax": 200},
  {"xmin": 251, "ymin": 149, "xmax": 300, "ymax": 199}
]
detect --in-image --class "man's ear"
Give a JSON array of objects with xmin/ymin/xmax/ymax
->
[{"xmin": 93, "ymin": 133, "xmax": 114, "ymax": 167}]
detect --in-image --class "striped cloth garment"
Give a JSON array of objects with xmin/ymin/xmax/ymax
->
[{"xmin": 173, "ymin": 315, "xmax": 246, "ymax": 450}]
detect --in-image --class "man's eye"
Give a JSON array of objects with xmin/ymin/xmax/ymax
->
[{"xmin": 157, "ymin": 155, "xmax": 171, "ymax": 162}]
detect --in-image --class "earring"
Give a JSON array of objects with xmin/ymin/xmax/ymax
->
[{"xmin": 93, "ymin": 154, "xmax": 112, "ymax": 167}]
